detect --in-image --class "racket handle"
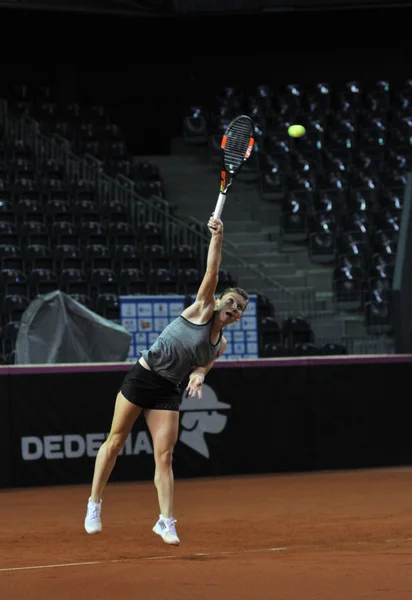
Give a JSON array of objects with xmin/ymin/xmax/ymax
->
[{"xmin": 213, "ymin": 193, "xmax": 226, "ymax": 219}]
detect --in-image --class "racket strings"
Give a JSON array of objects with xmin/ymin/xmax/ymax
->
[
  {"xmin": 224, "ymin": 140, "xmax": 252, "ymax": 170},
  {"xmin": 223, "ymin": 119, "xmax": 254, "ymax": 172}
]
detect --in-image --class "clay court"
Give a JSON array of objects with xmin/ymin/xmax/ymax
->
[{"xmin": 1, "ymin": 466, "xmax": 412, "ymax": 599}]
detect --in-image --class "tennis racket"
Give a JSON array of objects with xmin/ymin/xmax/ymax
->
[{"xmin": 213, "ymin": 115, "xmax": 255, "ymax": 219}]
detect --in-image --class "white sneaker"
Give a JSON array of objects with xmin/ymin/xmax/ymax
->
[
  {"xmin": 84, "ymin": 498, "xmax": 102, "ymax": 534},
  {"xmin": 152, "ymin": 515, "xmax": 180, "ymax": 546}
]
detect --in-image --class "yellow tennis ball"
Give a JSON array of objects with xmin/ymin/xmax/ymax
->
[{"xmin": 288, "ymin": 124, "xmax": 306, "ymax": 138}]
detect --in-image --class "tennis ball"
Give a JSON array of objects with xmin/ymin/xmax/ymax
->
[{"xmin": 288, "ymin": 124, "xmax": 306, "ymax": 138}]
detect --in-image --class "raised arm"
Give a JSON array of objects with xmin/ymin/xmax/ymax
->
[
  {"xmin": 196, "ymin": 216, "xmax": 223, "ymax": 304},
  {"xmin": 181, "ymin": 216, "xmax": 223, "ymax": 322}
]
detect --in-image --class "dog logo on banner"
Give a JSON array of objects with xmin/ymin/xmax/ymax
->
[{"xmin": 179, "ymin": 384, "xmax": 230, "ymax": 458}]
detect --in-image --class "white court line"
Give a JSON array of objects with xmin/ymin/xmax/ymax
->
[
  {"xmin": 0, "ymin": 547, "xmax": 288, "ymax": 573},
  {"xmin": 146, "ymin": 547, "xmax": 287, "ymax": 560},
  {"xmin": 0, "ymin": 561, "xmax": 103, "ymax": 572},
  {"xmin": 3, "ymin": 537, "xmax": 412, "ymax": 573}
]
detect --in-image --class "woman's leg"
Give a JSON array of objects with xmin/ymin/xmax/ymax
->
[
  {"xmin": 90, "ymin": 391, "xmax": 142, "ymax": 502},
  {"xmin": 144, "ymin": 408, "xmax": 179, "ymax": 518}
]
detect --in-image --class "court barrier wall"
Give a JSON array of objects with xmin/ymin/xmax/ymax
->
[
  {"xmin": 1, "ymin": 355, "xmax": 412, "ymax": 489},
  {"xmin": 0, "ymin": 374, "xmax": 12, "ymax": 488}
]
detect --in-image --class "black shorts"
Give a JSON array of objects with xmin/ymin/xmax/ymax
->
[{"xmin": 120, "ymin": 361, "xmax": 181, "ymax": 411}]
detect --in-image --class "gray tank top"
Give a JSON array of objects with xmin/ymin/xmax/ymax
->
[{"xmin": 141, "ymin": 315, "xmax": 222, "ymax": 385}]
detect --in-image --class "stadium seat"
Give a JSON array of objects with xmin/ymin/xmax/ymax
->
[
  {"xmin": 45, "ymin": 198, "xmax": 72, "ymax": 223},
  {"xmin": 321, "ymin": 343, "xmax": 348, "ymax": 355},
  {"xmin": 136, "ymin": 221, "xmax": 164, "ymax": 245},
  {"xmin": 60, "ymin": 268, "xmax": 88, "ymax": 295},
  {"xmin": 79, "ymin": 221, "xmax": 106, "ymax": 246},
  {"xmin": 113, "ymin": 244, "xmax": 142, "ymax": 271},
  {"xmin": 0, "ymin": 199, "xmax": 15, "ymax": 225},
  {"xmin": 28, "ymin": 268, "xmax": 59, "ymax": 297},
  {"xmin": 258, "ymin": 316, "xmax": 281, "ymax": 350},
  {"xmin": 144, "ymin": 243, "xmax": 170, "ymax": 272},
  {"xmin": 0, "ymin": 244, "xmax": 23, "ymax": 271},
  {"xmin": 73, "ymin": 199, "xmax": 101, "ymax": 224},
  {"xmin": 52, "ymin": 221, "xmax": 78, "ymax": 246},
  {"xmin": 1, "ymin": 293, "xmax": 30, "ymax": 324},
  {"xmin": 15, "ymin": 198, "xmax": 44, "ymax": 223},
  {"xmin": 95, "ymin": 292, "xmax": 120, "ymax": 321},
  {"xmin": 262, "ymin": 343, "xmax": 293, "ymax": 358},
  {"xmin": 170, "ymin": 244, "xmax": 197, "ymax": 270},
  {"xmin": 107, "ymin": 221, "xmax": 135, "ymax": 245},
  {"xmin": 333, "ymin": 264, "xmax": 365, "ymax": 311},
  {"xmin": 0, "ymin": 221, "xmax": 19, "ymax": 247},
  {"xmin": 54, "ymin": 244, "xmax": 83, "ymax": 272},
  {"xmin": 70, "ymin": 180, "xmax": 96, "ymax": 203},
  {"xmin": 293, "ymin": 342, "xmax": 322, "ymax": 356},
  {"xmin": 281, "ymin": 317, "xmax": 314, "ymax": 348},
  {"xmin": 83, "ymin": 244, "xmax": 112, "ymax": 270},
  {"xmin": 177, "ymin": 268, "xmax": 202, "ymax": 295},
  {"xmin": 256, "ymin": 294, "xmax": 275, "ymax": 318},
  {"xmin": 308, "ymin": 229, "xmax": 336, "ymax": 264},
  {"xmin": 90, "ymin": 268, "xmax": 118, "ymax": 296},
  {"xmin": 21, "ymin": 221, "xmax": 49, "ymax": 247},
  {"xmin": 100, "ymin": 199, "xmax": 128, "ymax": 223},
  {"xmin": 118, "ymin": 267, "xmax": 147, "ymax": 294},
  {"xmin": 148, "ymin": 268, "xmax": 177, "ymax": 295},
  {"xmin": 364, "ymin": 284, "xmax": 392, "ymax": 334},
  {"xmin": 280, "ymin": 192, "xmax": 309, "ymax": 243},
  {"xmin": 24, "ymin": 244, "xmax": 54, "ymax": 271}
]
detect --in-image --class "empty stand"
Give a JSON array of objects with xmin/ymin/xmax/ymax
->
[{"xmin": 3, "ymin": 77, "xmax": 406, "ymax": 360}]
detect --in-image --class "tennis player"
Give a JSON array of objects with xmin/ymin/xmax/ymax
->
[{"xmin": 84, "ymin": 215, "xmax": 248, "ymax": 545}]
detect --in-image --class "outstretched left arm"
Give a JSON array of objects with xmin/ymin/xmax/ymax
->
[{"xmin": 186, "ymin": 337, "xmax": 227, "ymax": 399}]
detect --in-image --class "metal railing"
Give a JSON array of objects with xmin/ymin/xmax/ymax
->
[
  {"xmin": 187, "ymin": 215, "xmax": 318, "ymax": 318},
  {"xmin": 0, "ymin": 102, "xmax": 203, "ymax": 249}
]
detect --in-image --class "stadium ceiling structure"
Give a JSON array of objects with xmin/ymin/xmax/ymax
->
[
  {"xmin": 0, "ymin": 0, "xmax": 175, "ymax": 17},
  {"xmin": 0, "ymin": 0, "xmax": 411, "ymax": 15}
]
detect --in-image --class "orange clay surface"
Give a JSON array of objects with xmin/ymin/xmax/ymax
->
[{"xmin": 1, "ymin": 467, "xmax": 412, "ymax": 600}]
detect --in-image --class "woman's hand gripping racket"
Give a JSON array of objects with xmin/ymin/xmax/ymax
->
[{"xmin": 213, "ymin": 115, "xmax": 255, "ymax": 219}]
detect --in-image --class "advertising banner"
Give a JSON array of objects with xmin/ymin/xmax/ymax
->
[
  {"xmin": 3, "ymin": 356, "xmax": 412, "ymax": 488},
  {"xmin": 120, "ymin": 294, "xmax": 259, "ymax": 363},
  {"xmin": 7, "ymin": 363, "xmax": 310, "ymax": 487}
]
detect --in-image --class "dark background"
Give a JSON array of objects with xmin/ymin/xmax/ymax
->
[{"xmin": 0, "ymin": 4, "xmax": 411, "ymax": 153}]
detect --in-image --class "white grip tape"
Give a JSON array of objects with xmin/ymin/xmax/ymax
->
[{"xmin": 213, "ymin": 193, "xmax": 226, "ymax": 219}]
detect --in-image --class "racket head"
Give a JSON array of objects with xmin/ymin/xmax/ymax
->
[{"xmin": 220, "ymin": 115, "xmax": 255, "ymax": 176}]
